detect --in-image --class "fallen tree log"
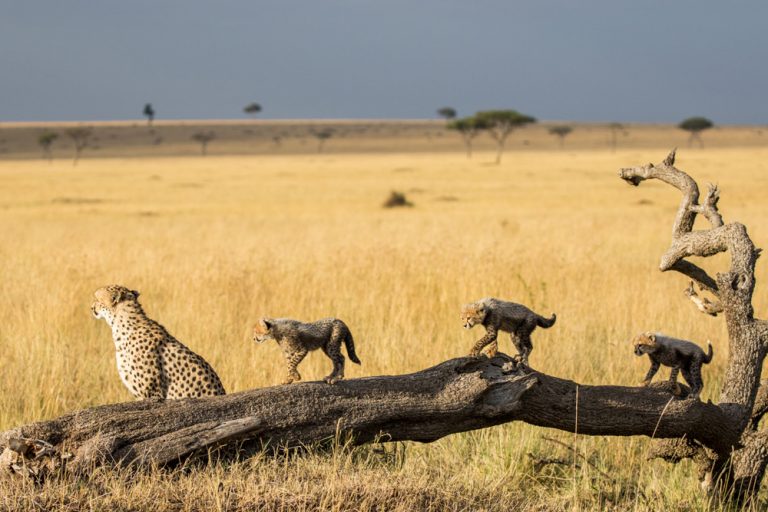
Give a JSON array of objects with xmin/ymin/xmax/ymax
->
[{"xmin": 0, "ymin": 353, "xmax": 738, "ymax": 476}]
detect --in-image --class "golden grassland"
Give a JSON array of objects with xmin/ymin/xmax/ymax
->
[{"xmin": 2, "ymin": 144, "xmax": 768, "ymax": 510}]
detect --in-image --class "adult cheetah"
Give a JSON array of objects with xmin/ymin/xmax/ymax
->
[{"xmin": 91, "ymin": 284, "xmax": 225, "ymax": 399}]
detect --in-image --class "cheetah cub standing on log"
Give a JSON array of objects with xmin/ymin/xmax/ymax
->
[
  {"xmin": 632, "ymin": 332, "xmax": 713, "ymax": 400},
  {"xmin": 253, "ymin": 317, "xmax": 361, "ymax": 385},
  {"xmin": 461, "ymin": 297, "xmax": 556, "ymax": 365},
  {"xmin": 91, "ymin": 285, "xmax": 226, "ymax": 399}
]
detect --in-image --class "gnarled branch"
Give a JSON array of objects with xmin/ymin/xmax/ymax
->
[
  {"xmin": 620, "ymin": 151, "xmax": 768, "ymax": 502},
  {"xmin": 684, "ymin": 281, "xmax": 723, "ymax": 316}
]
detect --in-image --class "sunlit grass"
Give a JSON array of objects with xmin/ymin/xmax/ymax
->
[{"xmin": 1, "ymin": 147, "xmax": 767, "ymax": 509}]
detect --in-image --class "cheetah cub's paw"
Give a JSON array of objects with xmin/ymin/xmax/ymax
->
[{"xmin": 324, "ymin": 375, "xmax": 342, "ymax": 385}]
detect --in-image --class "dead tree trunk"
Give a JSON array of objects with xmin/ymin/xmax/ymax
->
[
  {"xmin": 1, "ymin": 151, "xmax": 766, "ymax": 503},
  {"xmin": 0, "ymin": 355, "xmax": 741, "ymax": 476},
  {"xmin": 619, "ymin": 149, "xmax": 768, "ymax": 502}
]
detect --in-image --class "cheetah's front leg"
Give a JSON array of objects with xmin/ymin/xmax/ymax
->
[
  {"xmin": 469, "ymin": 326, "xmax": 498, "ymax": 358},
  {"xmin": 641, "ymin": 360, "xmax": 660, "ymax": 387},
  {"xmin": 283, "ymin": 348, "xmax": 307, "ymax": 384},
  {"xmin": 668, "ymin": 367, "xmax": 682, "ymax": 396}
]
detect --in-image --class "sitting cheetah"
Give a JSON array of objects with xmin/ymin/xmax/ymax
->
[
  {"xmin": 91, "ymin": 285, "xmax": 226, "ymax": 399},
  {"xmin": 253, "ymin": 317, "xmax": 361, "ymax": 385},
  {"xmin": 461, "ymin": 297, "xmax": 556, "ymax": 365}
]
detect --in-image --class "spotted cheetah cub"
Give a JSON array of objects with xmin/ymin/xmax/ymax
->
[
  {"xmin": 253, "ymin": 317, "xmax": 360, "ymax": 385},
  {"xmin": 632, "ymin": 332, "xmax": 713, "ymax": 400},
  {"xmin": 91, "ymin": 285, "xmax": 225, "ymax": 399},
  {"xmin": 461, "ymin": 297, "xmax": 556, "ymax": 365}
]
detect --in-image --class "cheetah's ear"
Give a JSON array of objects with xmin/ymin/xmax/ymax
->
[
  {"xmin": 260, "ymin": 318, "xmax": 272, "ymax": 331},
  {"xmin": 115, "ymin": 288, "xmax": 138, "ymax": 304},
  {"xmin": 647, "ymin": 333, "xmax": 656, "ymax": 344}
]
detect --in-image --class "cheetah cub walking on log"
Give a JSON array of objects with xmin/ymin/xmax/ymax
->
[
  {"xmin": 91, "ymin": 285, "xmax": 225, "ymax": 399},
  {"xmin": 253, "ymin": 317, "xmax": 360, "ymax": 385},
  {"xmin": 632, "ymin": 332, "xmax": 713, "ymax": 400},
  {"xmin": 461, "ymin": 297, "xmax": 556, "ymax": 365}
]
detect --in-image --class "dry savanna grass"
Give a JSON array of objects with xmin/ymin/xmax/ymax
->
[{"xmin": 2, "ymin": 143, "xmax": 768, "ymax": 510}]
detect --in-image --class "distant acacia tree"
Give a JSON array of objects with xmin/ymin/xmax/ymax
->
[
  {"xmin": 243, "ymin": 102, "xmax": 262, "ymax": 117},
  {"xmin": 437, "ymin": 107, "xmax": 457, "ymax": 122},
  {"xmin": 609, "ymin": 122, "xmax": 626, "ymax": 152},
  {"xmin": 191, "ymin": 131, "xmax": 215, "ymax": 156},
  {"xmin": 548, "ymin": 125, "xmax": 573, "ymax": 148},
  {"xmin": 679, "ymin": 116, "xmax": 714, "ymax": 148},
  {"xmin": 38, "ymin": 131, "xmax": 59, "ymax": 162},
  {"xmin": 474, "ymin": 110, "xmax": 536, "ymax": 164},
  {"xmin": 447, "ymin": 117, "xmax": 487, "ymax": 159},
  {"xmin": 312, "ymin": 128, "xmax": 333, "ymax": 153},
  {"xmin": 143, "ymin": 103, "xmax": 155, "ymax": 126},
  {"xmin": 66, "ymin": 127, "xmax": 93, "ymax": 166}
]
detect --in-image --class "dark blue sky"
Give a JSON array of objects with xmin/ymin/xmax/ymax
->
[{"xmin": 1, "ymin": 1, "xmax": 766, "ymax": 123}]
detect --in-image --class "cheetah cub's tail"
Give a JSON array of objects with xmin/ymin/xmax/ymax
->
[
  {"xmin": 536, "ymin": 313, "xmax": 557, "ymax": 329},
  {"xmin": 341, "ymin": 324, "xmax": 361, "ymax": 365},
  {"xmin": 703, "ymin": 340, "xmax": 714, "ymax": 364}
]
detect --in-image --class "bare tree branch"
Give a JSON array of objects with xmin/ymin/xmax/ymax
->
[
  {"xmin": 684, "ymin": 281, "xmax": 723, "ymax": 316},
  {"xmin": 689, "ymin": 183, "xmax": 724, "ymax": 228},
  {"xmin": 619, "ymin": 151, "xmax": 768, "ymax": 503},
  {"xmin": 672, "ymin": 261, "xmax": 719, "ymax": 294}
]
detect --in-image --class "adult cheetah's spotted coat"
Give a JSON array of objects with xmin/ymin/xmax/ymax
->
[{"xmin": 92, "ymin": 285, "xmax": 225, "ymax": 399}]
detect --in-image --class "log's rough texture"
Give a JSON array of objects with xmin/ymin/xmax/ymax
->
[
  {"xmin": 0, "ymin": 354, "xmax": 742, "ymax": 476},
  {"xmin": 2, "ymin": 151, "xmax": 767, "ymax": 504}
]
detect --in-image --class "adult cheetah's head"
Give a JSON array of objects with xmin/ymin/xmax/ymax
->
[
  {"xmin": 252, "ymin": 318, "xmax": 274, "ymax": 343},
  {"xmin": 632, "ymin": 332, "xmax": 657, "ymax": 356},
  {"xmin": 91, "ymin": 285, "xmax": 140, "ymax": 324},
  {"xmin": 460, "ymin": 302, "xmax": 486, "ymax": 329}
]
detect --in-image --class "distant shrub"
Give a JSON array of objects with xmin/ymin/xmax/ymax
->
[{"xmin": 383, "ymin": 191, "xmax": 413, "ymax": 208}]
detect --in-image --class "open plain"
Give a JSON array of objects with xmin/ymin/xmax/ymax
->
[{"xmin": 1, "ymin": 122, "xmax": 767, "ymax": 510}]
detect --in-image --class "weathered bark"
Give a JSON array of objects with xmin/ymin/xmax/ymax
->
[
  {"xmin": 619, "ymin": 149, "xmax": 768, "ymax": 502},
  {"xmin": 0, "ymin": 354, "xmax": 741, "ymax": 477}
]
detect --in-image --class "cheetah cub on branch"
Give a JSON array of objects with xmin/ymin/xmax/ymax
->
[
  {"xmin": 461, "ymin": 297, "xmax": 556, "ymax": 365},
  {"xmin": 632, "ymin": 332, "xmax": 713, "ymax": 400},
  {"xmin": 92, "ymin": 285, "xmax": 225, "ymax": 399},
  {"xmin": 253, "ymin": 317, "xmax": 360, "ymax": 385}
]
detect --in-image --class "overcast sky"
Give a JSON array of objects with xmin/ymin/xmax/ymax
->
[{"xmin": 1, "ymin": 1, "xmax": 766, "ymax": 123}]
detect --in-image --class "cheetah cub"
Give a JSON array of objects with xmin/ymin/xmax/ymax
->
[
  {"xmin": 461, "ymin": 297, "xmax": 556, "ymax": 365},
  {"xmin": 92, "ymin": 285, "xmax": 225, "ymax": 399},
  {"xmin": 253, "ymin": 317, "xmax": 361, "ymax": 385},
  {"xmin": 632, "ymin": 332, "xmax": 713, "ymax": 400}
]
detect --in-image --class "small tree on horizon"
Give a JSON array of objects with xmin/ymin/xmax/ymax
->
[
  {"xmin": 679, "ymin": 116, "xmax": 714, "ymax": 148},
  {"xmin": 191, "ymin": 131, "xmax": 215, "ymax": 156},
  {"xmin": 243, "ymin": 102, "xmax": 262, "ymax": 117},
  {"xmin": 548, "ymin": 125, "xmax": 573, "ymax": 148},
  {"xmin": 609, "ymin": 122, "xmax": 626, "ymax": 152},
  {"xmin": 66, "ymin": 127, "xmax": 93, "ymax": 166},
  {"xmin": 312, "ymin": 128, "xmax": 333, "ymax": 153},
  {"xmin": 437, "ymin": 107, "xmax": 457, "ymax": 122},
  {"xmin": 447, "ymin": 117, "xmax": 487, "ymax": 159},
  {"xmin": 38, "ymin": 131, "xmax": 59, "ymax": 162},
  {"xmin": 143, "ymin": 103, "xmax": 155, "ymax": 126},
  {"xmin": 474, "ymin": 110, "xmax": 536, "ymax": 164}
]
